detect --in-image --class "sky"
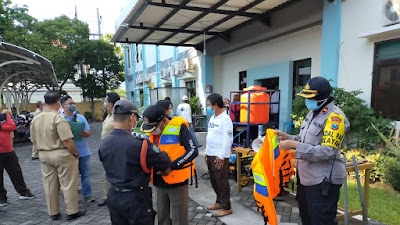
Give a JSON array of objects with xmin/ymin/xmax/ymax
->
[{"xmin": 12, "ymin": 0, "xmax": 129, "ymax": 36}]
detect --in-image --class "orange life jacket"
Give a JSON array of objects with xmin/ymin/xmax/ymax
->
[
  {"xmin": 148, "ymin": 117, "xmax": 196, "ymax": 185},
  {"xmin": 251, "ymin": 129, "xmax": 295, "ymax": 225}
]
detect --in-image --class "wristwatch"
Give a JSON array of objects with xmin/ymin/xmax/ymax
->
[{"xmin": 73, "ymin": 153, "xmax": 80, "ymax": 158}]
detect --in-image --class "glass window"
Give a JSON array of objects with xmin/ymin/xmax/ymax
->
[{"xmin": 372, "ymin": 62, "xmax": 400, "ymax": 120}]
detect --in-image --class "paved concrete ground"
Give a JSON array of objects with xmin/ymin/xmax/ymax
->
[
  {"xmin": 0, "ymin": 123, "xmax": 222, "ymax": 225},
  {"xmin": 1, "ymin": 123, "xmax": 384, "ymax": 225}
]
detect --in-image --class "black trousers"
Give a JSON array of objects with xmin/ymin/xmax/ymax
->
[
  {"xmin": 107, "ymin": 186, "xmax": 156, "ymax": 225},
  {"xmin": 0, "ymin": 151, "xmax": 31, "ymax": 200},
  {"xmin": 297, "ymin": 182, "xmax": 342, "ymax": 225},
  {"xmin": 206, "ymin": 156, "xmax": 231, "ymax": 210}
]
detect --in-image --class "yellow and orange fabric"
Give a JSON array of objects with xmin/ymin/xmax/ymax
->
[{"xmin": 251, "ymin": 129, "xmax": 295, "ymax": 225}]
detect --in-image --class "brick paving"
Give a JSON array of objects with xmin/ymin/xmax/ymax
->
[
  {"xmin": 1, "ymin": 123, "xmax": 222, "ymax": 225},
  {"xmin": 1, "ymin": 122, "xmax": 385, "ymax": 225}
]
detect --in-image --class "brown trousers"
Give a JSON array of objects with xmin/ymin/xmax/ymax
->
[
  {"xmin": 206, "ymin": 156, "xmax": 231, "ymax": 210},
  {"xmin": 39, "ymin": 149, "xmax": 79, "ymax": 216}
]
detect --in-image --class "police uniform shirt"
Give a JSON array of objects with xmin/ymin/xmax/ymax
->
[
  {"xmin": 99, "ymin": 129, "xmax": 171, "ymax": 188},
  {"xmin": 101, "ymin": 113, "xmax": 114, "ymax": 140},
  {"xmin": 30, "ymin": 108, "xmax": 74, "ymax": 151},
  {"xmin": 287, "ymin": 100, "xmax": 350, "ymax": 186},
  {"xmin": 153, "ymin": 124, "xmax": 198, "ymax": 189}
]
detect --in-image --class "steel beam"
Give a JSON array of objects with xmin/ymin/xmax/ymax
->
[
  {"xmin": 131, "ymin": 25, "xmax": 220, "ymax": 36},
  {"xmin": 147, "ymin": 2, "xmax": 261, "ymax": 18},
  {"xmin": 137, "ymin": 0, "xmax": 192, "ymax": 43},
  {"xmin": 159, "ymin": 0, "xmax": 230, "ymax": 44},
  {"xmin": 179, "ymin": 0, "xmax": 265, "ymax": 45}
]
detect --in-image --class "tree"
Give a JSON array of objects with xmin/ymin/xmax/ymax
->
[
  {"xmin": 75, "ymin": 39, "xmax": 124, "ymax": 119},
  {"xmin": 31, "ymin": 16, "xmax": 90, "ymax": 91},
  {"xmin": 0, "ymin": 0, "xmax": 37, "ymax": 47}
]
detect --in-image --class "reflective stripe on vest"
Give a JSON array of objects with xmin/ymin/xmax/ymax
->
[
  {"xmin": 253, "ymin": 172, "xmax": 269, "ymax": 197},
  {"xmin": 149, "ymin": 117, "xmax": 195, "ymax": 184}
]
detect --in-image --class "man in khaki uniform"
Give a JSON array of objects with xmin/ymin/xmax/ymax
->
[
  {"xmin": 31, "ymin": 101, "xmax": 44, "ymax": 160},
  {"xmin": 30, "ymin": 91, "xmax": 86, "ymax": 221},
  {"xmin": 98, "ymin": 92, "xmax": 119, "ymax": 206}
]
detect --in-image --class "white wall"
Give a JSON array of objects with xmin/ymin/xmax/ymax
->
[
  {"xmin": 214, "ymin": 25, "xmax": 323, "ymax": 98},
  {"xmin": 338, "ymin": 0, "xmax": 388, "ymax": 106}
]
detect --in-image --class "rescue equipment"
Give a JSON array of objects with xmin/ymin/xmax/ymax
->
[{"xmin": 251, "ymin": 129, "xmax": 295, "ymax": 225}]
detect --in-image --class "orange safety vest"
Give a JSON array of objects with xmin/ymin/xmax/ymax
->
[
  {"xmin": 251, "ymin": 129, "xmax": 295, "ymax": 225},
  {"xmin": 148, "ymin": 117, "xmax": 196, "ymax": 185}
]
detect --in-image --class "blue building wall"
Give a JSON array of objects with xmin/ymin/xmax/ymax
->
[
  {"xmin": 124, "ymin": 44, "xmax": 198, "ymax": 108},
  {"xmin": 247, "ymin": 61, "xmax": 293, "ymax": 130},
  {"xmin": 320, "ymin": 0, "xmax": 341, "ymax": 87}
]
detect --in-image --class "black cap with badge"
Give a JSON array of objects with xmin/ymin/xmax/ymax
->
[
  {"xmin": 140, "ymin": 105, "xmax": 165, "ymax": 133},
  {"xmin": 296, "ymin": 77, "xmax": 332, "ymax": 100},
  {"xmin": 113, "ymin": 100, "xmax": 141, "ymax": 118}
]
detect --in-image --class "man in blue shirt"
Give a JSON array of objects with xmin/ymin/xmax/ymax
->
[{"xmin": 61, "ymin": 96, "xmax": 94, "ymax": 203}]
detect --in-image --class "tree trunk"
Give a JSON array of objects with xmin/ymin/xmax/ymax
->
[{"xmin": 91, "ymin": 97, "xmax": 95, "ymax": 122}]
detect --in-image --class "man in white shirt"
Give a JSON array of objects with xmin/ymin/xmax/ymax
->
[
  {"xmin": 177, "ymin": 95, "xmax": 200, "ymax": 147},
  {"xmin": 205, "ymin": 93, "xmax": 233, "ymax": 217}
]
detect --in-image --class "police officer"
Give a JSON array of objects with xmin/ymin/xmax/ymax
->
[
  {"xmin": 275, "ymin": 77, "xmax": 350, "ymax": 225},
  {"xmin": 99, "ymin": 100, "xmax": 171, "ymax": 225},
  {"xmin": 30, "ymin": 91, "xmax": 85, "ymax": 221}
]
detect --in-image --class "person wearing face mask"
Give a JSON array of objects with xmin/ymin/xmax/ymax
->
[
  {"xmin": 99, "ymin": 100, "xmax": 171, "ymax": 225},
  {"xmin": 204, "ymin": 93, "xmax": 233, "ymax": 217},
  {"xmin": 156, "ymin": 100, "xmax": 173, "ymax": 120},
  {"xmin": 274, "ymin": 76, "xmax": 350, "ymax": 225},
  {"xmin": 98, "ymin": 92, "xmax": 120, "ymax": 206},
  {"xmin": 141, "ymin": 105, "xmax": 198, "ymax": 225},
  {"xmin": 30, "ymin": 91, "xmax": 85, "ymax": 221},
  {"xmin": 60, "ymin": 95, "xmax": 94, "ymax": 203}
]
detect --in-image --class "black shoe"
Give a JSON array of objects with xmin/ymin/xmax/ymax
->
[
  {"xmin": 0, "ymin": 199, "xmax": 8, "ymax": 207},
  {"xmin": 19, "ymin": 193, "xmax": 36, "ymax": 200},
  {"xmin": 198, "ymin": 145, "xmax": 203, "ymax": 148},
  {"xmin": 50, "ymin": 213, "xmax": 61, "ymax": 221},
  {"xmin": 97, "ymin": 198, "xmax": 107, "ymax": 206},
  {"xmin": 32, "ymin": 157, "xmax": 39, "ymax": 160},
  {"xmin": 66, "ymin": 209, "xmax": 86, "ymax": 220}
]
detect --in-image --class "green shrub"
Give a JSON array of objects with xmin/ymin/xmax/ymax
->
[
  {"xmin": 345, "ymin": 150, "xmax": 384, "ymax": 183},
  {"xmin": 381, "ymin": 156, "xmax": 400, "ymax": 191},
  {"xmin": 373, "ymin": 123, "xmax": 400, "ymax": 157},
  {"xmin": 189, "ymin": 96, "xmax": 202, "ymax": 115},
  {"xmin": 84, "ymin": 111, "xmax": 92, "ymax": 122},
  {"xmin": 291, "ymin": 86, "xmax": 393, "ymax": 150}
]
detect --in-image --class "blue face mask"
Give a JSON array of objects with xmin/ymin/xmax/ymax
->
[
  {"xmin": 305, "ymin": 98, "xmax": 323, "ymax": 111},
  {"xmin": 207, "ymin": 106, "xmax": 214, "ymax": 115}
]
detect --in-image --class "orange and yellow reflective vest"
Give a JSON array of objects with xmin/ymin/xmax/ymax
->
[
  {"xmin": 148, "ymin": 117, "xmax": 196, "ymax": 185},
  {"xmin": 251, "ymin": 129, "xmax": 295, "ymax": 225}
]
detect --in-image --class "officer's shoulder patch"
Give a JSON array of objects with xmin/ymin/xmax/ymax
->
[
  {"xmin": 321, "ymin": 106, "xmax": 329, "ymax": 114},
  {"xmin": 152, "ymin": 145, "xmax": 160, "ymax": 153},
  {"xmin": 321, "ymin": 112, "xmax": 345, "ymax": 149}
]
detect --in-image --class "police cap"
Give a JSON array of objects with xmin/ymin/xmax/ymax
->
[
  {"xmin": 296, "ymin": 77, "xmax": 332, "ymax": 100},
  {"xmin": 140, "ymin": 105, "xmax": 165, "ymax": 133},
  {"xmin": 113, "ymin": 100, "xmax": 141, "ymax": 118}
]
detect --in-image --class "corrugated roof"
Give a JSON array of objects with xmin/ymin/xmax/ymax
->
[
  {"xmin": 0, "ymin": 42, "xmax": 58, "ymax": 88},
  {"xmin": 112, "ymin": 0, "xmax": 290, "ymax": 48}
]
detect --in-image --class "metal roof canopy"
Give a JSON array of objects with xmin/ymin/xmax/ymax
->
[
  {"xmin": 0, "ymin": 42, "xmax": 58, "ymax": 109},
  {"xmin": 112, "ymin": 0, "xmax": 291, "ymax": 49}
]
